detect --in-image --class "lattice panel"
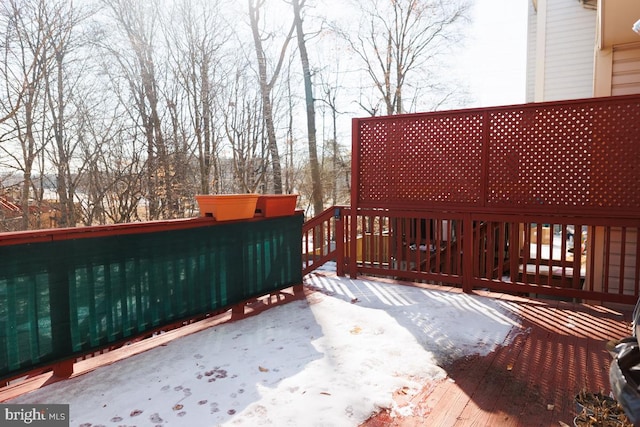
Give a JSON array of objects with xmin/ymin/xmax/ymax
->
[
  {"xmin": 358, "ymin": 121, "xmax": 392, "ymax": 203},
  {"xmin": 590, "ymin": 102, "xmax": 640, "ymax": 208},
  {"xmin": 358, "ymin": 113, "xmax": 484, "ymax": 206},
  {"xmin": 487, "ymin": 106, "xmax": 594, "ymax": 207},
  {"xmin": 487, "ymin": 100, "xmax": 640, "ymax": 209},
  {"xmin": 355, "ymin": 95, "xmax": 640, "ymax": 213}
]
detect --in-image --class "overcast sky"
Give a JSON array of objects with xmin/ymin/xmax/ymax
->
[{"xmin": 454, "ymin": 0, "xmax": 529, "ymax": 107}]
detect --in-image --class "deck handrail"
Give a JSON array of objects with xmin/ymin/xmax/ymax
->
[
  {"xmin": 301, "ymin": 205, "xmax": 349, "ymax": 276},
  {"xmin": 0, "ymin": 214, "xmax": 303, "ymax": 380},
  {"xmin": 344, "ymin": 95, "xmax": 640, "ymax": 305},
  {"xmin": 324, "ymin": 205, "xmax": 640, "ymax": 305},
  {"xmin": 3, "ymin": 94, "xmax": 640, "ymax": 385}
]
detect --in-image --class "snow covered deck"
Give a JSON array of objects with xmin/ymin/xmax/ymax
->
[{"xmin": 1, "ymin": 265, "xmax": 632, "ymax": 426}]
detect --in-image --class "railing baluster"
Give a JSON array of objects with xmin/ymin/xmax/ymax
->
[{"xmin": 620, "ymin": 227, "xmax": 627, "ymax": 295}]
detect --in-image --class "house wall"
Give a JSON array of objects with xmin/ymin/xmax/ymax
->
[
  {"xmin": 593, "ymin": 0, "xmax": 640, "ymax": 96},
  {"xmin": 594, "ymin": 43, "xmax": 640, "ymax": 96},
  {"xmin": 591, "ymin": 227, "xmax": 639, "ymax": 296},
  {"xmin": 526, "ymin": 1, "xmax": 537, "ymax": 102},
  {"xmin": 527, "ymin": 1, "xmax": 640, "ymax": 296},
  {"xmin": 527, "ymin": 0, "xmax": 597, "ymax": 102},
  {"xmin": 591, "ymin": 34, "xmax": 640, "ymax": 291},
  {"xmin": 592, "ymin": 4, "xmax": 640, "ymax": 296},
  {"xmin": 612, "ymin": 43, "xmax": 640, "ymax": 95}
]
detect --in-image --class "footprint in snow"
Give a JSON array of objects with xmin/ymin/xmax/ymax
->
[{"xmin": 253, "ymin": 405, "xmax": 268, "ymax": 416}]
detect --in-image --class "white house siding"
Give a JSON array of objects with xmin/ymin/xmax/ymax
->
[
  {"xmin": 527, "ymin": 0, "xmax": 597, "ymax": 102},
  {"xmin": 612, "ymin": 43, "xmax": 640, "ymax": 95},
  {"xmin": 591, "ymin": 38, "xmax": 640, "ymax": 293},
  {"xmin": 526, "ymin": 0, "xmax": 537, "ymax": 102},
  {"xmin": 600, "ymin": 227, "xmax": 639, "ymax": 295},
  {"xmin": 543, "ymin": 0, "xmax": 596, "ymax": 101}
]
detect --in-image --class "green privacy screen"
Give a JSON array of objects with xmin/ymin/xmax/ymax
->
[{"xmin": 0, "ymin": 215, "xmax": 303, "ymax": 378}]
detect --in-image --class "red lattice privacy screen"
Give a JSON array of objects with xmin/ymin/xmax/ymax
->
[{"xmin": 352, "ymin": 94, "xmax": 640, "ymax": 215}]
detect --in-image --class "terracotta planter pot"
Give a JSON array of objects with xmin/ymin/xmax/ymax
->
[
  {"xmin": 195, "ymin": 194, "xmax": 259, "ymax": 221},
  {"xmin": 255, "ymin": 194, "xmax": 298, "ymax": 218}
]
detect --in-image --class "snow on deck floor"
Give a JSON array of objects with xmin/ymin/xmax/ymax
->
[{"xmin": 10, "ymin": 270, "xmax": 522, "ymax": 426}]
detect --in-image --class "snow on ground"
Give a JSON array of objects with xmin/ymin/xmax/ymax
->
[{"xmin": 10, "ymin": 267, "xmax": 522, "ymax": 426}]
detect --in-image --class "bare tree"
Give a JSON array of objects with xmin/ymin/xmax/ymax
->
[
  {"xmin": 69, "ymin": 83, "xmax": 140, "ymax": 225},
  {"xmin": 0, "ymin": 1, "xmax": 51, "ymax": 126},
  {"xmin": 100, "ymin": 140, "xmax": 146, "ymax": 224},
  {"xmin": 282, "ymin": 57, "xmax": 301, "ymax": 196},
  {"xmin": 0, "ymin": 0, "xmax": 471, "ymax": 231},
  {"xmin": 101, "ymin": 0, "xmax": 170, "ymax": 220},
  {"xmin": 291, "ymin": 0, "xmax": 323, "ymax": 215},
  {"xmin": 248, "ymin": 0, "xmax": 296, "ymax": 194},
  {"xmin": 41, "ymin": 1, "xmax": 92, "ymax": 227},
  {"xmin": 345, "ymin": 0, "xmax": 469, "ymax": 115},
  {"xmin": 220, "ymin": 66, "xmax": 270, "ymax": 193},
  {"xmin": 318, "ymin": 76, "xmax": 343, "ymax": 206},
  {"xmin": 0, "ymin": 0, "xmax": 57, "ymax": 229},
  {"xmin": 164, "ymin": 0, "xmax": 227, "ymax": 197}
]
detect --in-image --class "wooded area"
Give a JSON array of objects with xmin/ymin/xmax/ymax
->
[{"xmin": 0, "ymin": 0, "xmax": 469, "ymax": 231}]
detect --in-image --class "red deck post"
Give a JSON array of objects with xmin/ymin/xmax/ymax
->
[
  {"xmin": 336, "ymin": 208, "xmax": 345, "ymax": 277},
  {"xmin": 462, "ymin": 213, "xmax": 474, "ymax": 293},
  {"xmin": 52, "ymin": 360, "xmax": 74, "ymax": 378}
]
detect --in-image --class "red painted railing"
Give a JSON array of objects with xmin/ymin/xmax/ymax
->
[
  {"xmin": 303, "ymin": 206, "xmax": 640, "ymax": 305},
  {"xmin": 0, "ymin": 214, "xmax": 303, "ymax": 380},
  {"xmin": 302, "ymin": 206, "xmax": 347, "ymax": 277},
  {"xmin": 301, "ymin": 95, "xmax": 640, "ymax": 305},
  {"xmin": 2, "ymin": 94, "xmax": 639, "ymax": 385}
]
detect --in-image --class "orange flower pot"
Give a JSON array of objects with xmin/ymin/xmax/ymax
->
[
  {"xmin": 195, "ymin": 194, "xmax": 259, "ymax": 221},
  {"xmin": 255, "ymin": 194, "xmax": 298, "ymax": 218}
]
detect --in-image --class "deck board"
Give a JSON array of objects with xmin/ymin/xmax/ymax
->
[
  {"xmin": 1, "ymin": 278, "xmax": 633, "ymax": 427},
  {"xmin": 362, "ymin": 294, "xmax": 633, "ymax": 427}
]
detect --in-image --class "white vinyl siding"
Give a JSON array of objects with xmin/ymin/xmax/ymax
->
[
  {"xmin": 526, "ymin": 0, "xmax": 537, "ymax": 102},
  {"xmin": 543, "ymin": 0, "xmax": 596, "ymax": 101},
  {"xmin": 604, "ymin": 227, "xmax": 639, "ymax": 295},
  {"xmin": 612, "ymin": 43, "xmax": 640, "ymax": 95},
  {"xmin": 527, "ymin": 0, "xmax": 597, "ymax": 102}
]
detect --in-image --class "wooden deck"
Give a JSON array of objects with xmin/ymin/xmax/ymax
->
[
  {"xmin": 361, "ymin": 291, "xmax": 634, "ymax": 427},
  {"xmin": 1, "ymin": 278, "xmax": 633, "ymax": 427}
]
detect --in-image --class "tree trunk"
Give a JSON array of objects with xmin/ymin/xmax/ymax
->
[
  {"xmin": 292, "ymin": 0, "xmax": 323, "ymax": 215},
  {"xmin": 51, "ymin": 52, "xmax": 74, "ymax": 227},
  {"xmin": 248, "ymin": 0, "xmax": 293, "ymax": 195}
]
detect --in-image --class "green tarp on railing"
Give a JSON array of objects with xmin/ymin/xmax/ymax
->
[{"xmin": 0, "ymin": 215, "xmax": 302, "ymax": 378}]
